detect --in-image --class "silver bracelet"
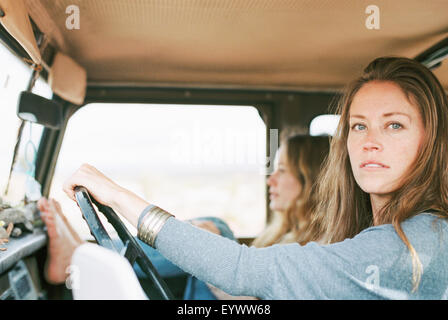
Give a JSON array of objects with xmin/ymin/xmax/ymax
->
[
  {"xmin": 137, "ymin": 205, "xmax": 174, "ymax": 247},
  {"xmin": 137, "ymin": 204, "xmax": 155, "ymax": 230}
]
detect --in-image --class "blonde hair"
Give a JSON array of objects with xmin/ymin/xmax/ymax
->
[
  {"xmin": 309, "ymin": 57, "xmax": 448, "ymax": 292},
  {"xmin": 252, "ymin": 134, "xmax": 330, "ymax": 247}
]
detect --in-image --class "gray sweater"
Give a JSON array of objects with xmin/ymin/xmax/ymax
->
[{"xmin": 155, "ymin": 213, "xmax": 448, "ymax": 299}]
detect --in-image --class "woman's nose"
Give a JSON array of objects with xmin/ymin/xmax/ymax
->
[
  {"xmin": 362, "ymin": 130, "xmax": 383, "ymax": 152},
  {"xmin": 267, "ymin": 173, "xmax": 277, "ymax": 186}
]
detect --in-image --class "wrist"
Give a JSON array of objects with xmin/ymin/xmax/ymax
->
[
  {"xmin": 113, "ymin": 187, "xmax": 149, "ymax": 227},
  {"xmin": 137, "ymin": 205, "xmax": 174, "ymax": 248}
]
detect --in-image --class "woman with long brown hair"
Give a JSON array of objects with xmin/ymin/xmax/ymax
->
[
  {"xmin": 308, "ymin": 56, "xmax": 448, "ymax": 292},
  {"xmin": 62, "ymin": 56, "xmax": 448, "ymax": 299}
]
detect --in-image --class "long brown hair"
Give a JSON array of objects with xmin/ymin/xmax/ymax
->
[
  {"xmin": 252, "ymin": 134, "xmax": 330, "ymax": 247},
  {"xmin": 309, "ymin": 56, "xmax": 448, "ymax": 292}
]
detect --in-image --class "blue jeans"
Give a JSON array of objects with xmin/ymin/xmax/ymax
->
[{"xmin": 115, "ymin": 217, "xmax": 236, "ymax": 300}]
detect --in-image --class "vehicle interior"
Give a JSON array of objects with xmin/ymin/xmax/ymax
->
[{"xmin": 0, "ymin": 0, "xmax": 447, "ymax": 300}]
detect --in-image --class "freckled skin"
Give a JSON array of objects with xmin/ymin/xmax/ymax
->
[{"xmin": 347, "ymin": 81, "xmax": 425, "ymax": 215}]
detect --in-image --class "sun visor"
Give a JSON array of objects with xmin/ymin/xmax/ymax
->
[
  {"xmin": 49, "ymin": 52, "xmax": 87, "ymax": 105},
  {"xmin": 0, "ymin": 0, "xmax": 41, "ymax": 64}
]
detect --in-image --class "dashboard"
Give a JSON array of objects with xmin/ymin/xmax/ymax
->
[{"xmin": 0, "ymin": 230, "xmax": 47, "ymax": 300}]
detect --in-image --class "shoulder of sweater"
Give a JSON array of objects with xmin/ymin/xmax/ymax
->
[
  {"xmin": 360, "ymin": 212, "xmax": 446, "ymax": 231},
  {"xmin": 356, "ymin": 212, "xmax": 448, "ymax": 244}
]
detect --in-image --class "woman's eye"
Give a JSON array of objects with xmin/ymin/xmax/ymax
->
[
  {"xmin": 351, "ymin": 123, "xmax": 366, "ymax": 131},
  {"xmin": 389, "ymin": 123, "xmax": 402, "ymax": 130}
]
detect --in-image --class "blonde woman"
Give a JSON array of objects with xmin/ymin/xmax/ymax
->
[
  {"xmin": 62, "ymin": 57, "xmax": 448, "ymax": 299},
  {"xmin": 253, "ymin": 134, "xmax": 329, "ymax": 248},
  {"xmin": 205, "ymin": 134, "xmax": 329, "ymax": 299}
]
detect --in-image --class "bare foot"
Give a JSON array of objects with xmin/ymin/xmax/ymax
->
[{"xmin": 38, "ymin": 198, "xmax": 84, "ymax": 285}]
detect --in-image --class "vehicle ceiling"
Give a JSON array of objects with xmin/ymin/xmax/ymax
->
[{"xmin": 25, "ymin": 0, "xmax": 448, "ymax": 92}]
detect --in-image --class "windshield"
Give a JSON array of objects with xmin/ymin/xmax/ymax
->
[{"xmin": 51, "ymin": 103, "xmax": 267, "ymax": 239}]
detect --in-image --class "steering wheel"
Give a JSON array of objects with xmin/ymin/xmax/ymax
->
[{"xmin": 74, "ymin": 186, "xmax": 174, "ymax": 300}]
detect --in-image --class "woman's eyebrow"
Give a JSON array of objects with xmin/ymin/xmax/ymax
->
[
  {"xmin": 349, "ymin": 112, "xmax": 411, "ymax": 120},
  {"xmin": 349, "ymin": 114, "xmax": 365, "ymax": 119},
  {"xmin": 383, "ymin": 112, "xmax": 411, "ymax": 120}
]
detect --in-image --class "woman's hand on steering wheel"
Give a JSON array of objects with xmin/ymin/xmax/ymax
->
[
  {"xmin": 63, "ymin": 163, "xmax": 122, "ymax": 206},
  {"xmin": 63, "ymin": 164, "xmax": 148, "ymax": 227}
]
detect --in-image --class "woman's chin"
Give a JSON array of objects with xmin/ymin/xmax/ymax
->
[
  {"xmin": 356, "ymin": 175, "xmax": 401, "ymax": 195},
  {"xmin": 269, "ymin": 202, "xmax": 288, "ymax": 213},
  {"xmin": 269, "ymin": 202, "xmax": 281, "ymax": 212},
  {"xmin": 358, "ymin": 183, "xmax": 395, "ymax": 196}
]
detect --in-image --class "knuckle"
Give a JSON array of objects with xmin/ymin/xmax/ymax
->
[{"xmin": 80, "ymin": 163, "xmax": 91, "ymax": 171}]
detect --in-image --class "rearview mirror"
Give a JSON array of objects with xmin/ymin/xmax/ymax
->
[{"xmin": 17, "ymin": 91, "xmax": 63, "ymax": 129}]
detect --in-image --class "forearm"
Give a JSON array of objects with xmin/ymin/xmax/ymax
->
[
  {"xmin": 134, "ymin": 238, "xmax": 188, "ymax": 278},
  {"xmin": 154, "ymin": 217, "xmax": 273, "ymax": 298},
  {"xmin": 104, "ymin": 187, "xmax": 272, "ymax": 297},
  {"xmin": 111, "ymin": 188, "xmax": 149, "ymax": 227}
]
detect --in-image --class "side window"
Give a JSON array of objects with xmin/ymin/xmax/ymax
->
[
  {"xmin": 0, "ymin": 43, "xmax": 31, "ymax": 197},
  {"xmin": 309, "ymin": 114, "xmax": 340, "ymax": 136},
  {"xmin": 50, "ymin": 104, "xmax": 267, "ymax": 239},
  {"xmin": 0, "ymin": 43, "xmax": 50, "ymax": 204}
]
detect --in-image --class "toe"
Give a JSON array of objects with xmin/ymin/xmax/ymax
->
[{"xmin": 38, "ymin": 197, "xmax": 49, "ymax": 212}]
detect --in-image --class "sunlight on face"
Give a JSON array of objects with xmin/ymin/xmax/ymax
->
[
  {"xmin": 347, "ymin": 81, "xmax": 425, "ymax": 197},
  {"xmin": 267, "ymin": 146, "xmax": 302, "ymax": 212}
]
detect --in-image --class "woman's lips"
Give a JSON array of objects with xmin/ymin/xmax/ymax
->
[{"xmin": 360, "ymin": 161, "xmax": 390, "ymax": 170}]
